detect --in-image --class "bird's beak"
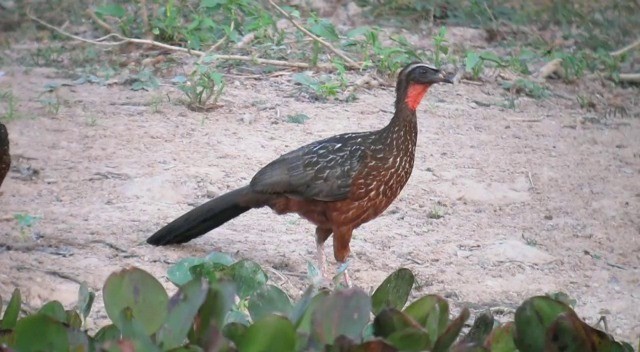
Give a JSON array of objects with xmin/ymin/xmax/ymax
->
[{"xmin": 437, "ymin": 70, "xmax": 456, "ymax": 84}]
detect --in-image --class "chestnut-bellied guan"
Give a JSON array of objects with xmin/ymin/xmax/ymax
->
[{"xmin": 147, "ymin": 62, "xmax": 455, "ymax": 285}]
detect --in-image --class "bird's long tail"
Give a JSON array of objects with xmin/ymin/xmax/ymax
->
[{"xmin": 147, "ymin": 185, "xmax": 266, "ymax": 245}]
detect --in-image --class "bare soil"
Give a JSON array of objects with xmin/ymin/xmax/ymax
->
[{"xmin": 1, "ymin": 59, "xmax": 639, "ymax": 342}]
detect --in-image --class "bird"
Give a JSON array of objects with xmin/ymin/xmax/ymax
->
[
  {"xmin": 0, "ymin": 122, "xmax": 10, "ymax": 189},
  {"xmin": 147, "ymin": 62, "xmax": 455, "ymax": 285}
]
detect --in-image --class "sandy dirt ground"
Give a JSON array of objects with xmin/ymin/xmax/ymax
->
[{"xmin": 0, "ymin": 61, "xmax": 639, "ymax": 343}]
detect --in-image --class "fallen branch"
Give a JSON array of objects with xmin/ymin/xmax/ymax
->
[
  {"xmin": 610, "ymin": 38, "xmax": 640, "ymax": 57},
  {"xmin": 267, "ymin": 0, "xmax": 361, "ymax": 69},
  {"xmin": 536, "ymin": 58, "xmax": 563, "ymax": 79},
  {"xmin": 618, "ymin": 73, "xmax": 640, "ymax": 83},
  {"xmin": 27, "ymin": 9, "xmax": 339, "ymax": 70},
  {"xmin": 85, "ymin": 9, "xmax": 115, "ymax": 34}
]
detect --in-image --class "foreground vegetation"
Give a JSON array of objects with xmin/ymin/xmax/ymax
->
[
  {"xmin": 0, "ymin": 253, "xmax": 636, "ymax": 351},
  {"xmin": 0, "ymin": 1, "xmax": 637, "ymax": 351}
]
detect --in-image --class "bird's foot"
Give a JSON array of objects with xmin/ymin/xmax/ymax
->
[
  {"xmin": 333, "ymin": 262, "xmax": 351, "ymax": 288},
  {"xmin": 342, "ymin": 269, "xmax": 352, "ymax": 288}
]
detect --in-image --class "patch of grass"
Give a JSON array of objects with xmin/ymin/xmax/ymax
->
[
  {"xmin": 38, "ymin": 95, "xmax": 62, "ymax": 115},
  {"xmin": 292, "ymin": 72, "xmax": 344, "ymax": 101},
  {"xmin": 521, "ymin": 233, "xmax": 538, "ymax": 247},
  {"xmin": 148, "ymin": 94, "xmax": 165, "ymax": 113},
  {"xmin": 0, "ymin": 90, "xmax": 20, "ymax": 121},
  {"xmin": 130, "ymin": 69, "xmax": 160, "ymax": 91},
  {"xmin": 427, "ymin": 205, "xmax": 446, "ymax": 220},
  {"xmin": 85, "ymin": 115, "xmax": 99, "ymax": 127},
  {"xmin": 26, "ymin": 45, "xmax": 65, "ymax": 67},
  {"xmin": 14, "ymin": 213, "xmax": 40, "ymax": 239},
  {"xmin": 286, "ymin": 113, "xmax": 310, "ymax": 124},
  {"xmin": 174, "ymin": 60, "xmax": 225, "ymax": 111},
  {"xmin": 502, "ymin": 78, "xmax": 550, "ymax": 99}
]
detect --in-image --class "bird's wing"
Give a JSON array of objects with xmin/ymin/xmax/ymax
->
[{"xmin": 250, "ymin": 133, "xmax": 370, "ymax": 201}]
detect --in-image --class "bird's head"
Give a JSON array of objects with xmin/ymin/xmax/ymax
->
[{"xmin": 396, "ymin": 62, "xmax": 455, "ymax": 111}]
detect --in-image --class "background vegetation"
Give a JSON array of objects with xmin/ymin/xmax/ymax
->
[{"xmin": 0, "ymin": 0, "xmax": 638, "ymax": 350}]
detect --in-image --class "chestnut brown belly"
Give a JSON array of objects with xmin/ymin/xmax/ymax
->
[{"xmin": 268, "ymin": 191, "xmax": 399, "ymax": 230}]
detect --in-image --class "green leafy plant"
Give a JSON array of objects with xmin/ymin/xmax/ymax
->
[
  {"xmin": 502, "ymin": 78, "xmax": 550, "ymax": 99},
  {"xmin": 38, "ymin": 91, "xmax": 62, "ymax": 115},
  {"xmin": 432, "ymin": 26, "xmax": 449, "ymax": 68},
  {"xmin": 0, "ymin": 254, "xmax": 634, "ymax": 351},
  {"xmin": 287, "ymin": 113, "xmax": 310, "ymax": 124},
  {"xmin": 130, "ymin": 69, "xmax": 160, "ymax": 91},
  {"xmin": 13, "ymin": 213, "xmax": 40, "ymax": 238},
  {"xmin": 174, "ymin": 60, "xmax": 225, "ymax": 111},
  {"xmin": 292, "ymin": 72, "xmax": 344, "ymax": 101}
]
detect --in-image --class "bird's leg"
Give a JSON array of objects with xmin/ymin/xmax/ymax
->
[
  {"xmin": 333, "ymin": 227, "xmax": 353, "ymax": 287},
  {"xmin": 315, "ymin": 227, "xmax": 333, "ymax": 282},
  {"xmin": 342, "ymin": 268, "xmax": 352, "ymax": 287}
]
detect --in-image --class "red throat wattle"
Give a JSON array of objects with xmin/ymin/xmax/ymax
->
[{"xmin": 405, "ymin": 83, "xmax": 430, "ymax": 111}]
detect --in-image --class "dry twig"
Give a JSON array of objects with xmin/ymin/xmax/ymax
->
[
  {"xmin": 27, "ymin": 9, "xmax": 340, "ymax": 70},
  {"xmin": 536, "ymin": 58, "xmax": 563, "ymax": 79},
  {"xmin": 618, "ymin": 73, "xmax": 640, "ymax": 83},
  {"xmin": 85, "ymin": 9, "xmax": 115, "ymax": 33},
  {"xmin": 610, "ymin": 38, "xmax": 640, "ymax": 57}
]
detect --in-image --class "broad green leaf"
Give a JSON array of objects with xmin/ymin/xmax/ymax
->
[
  {"xmin": 371, "ymin": 268, "xmax": 414, "ymax": 315},
  {"xmin": 38, "ymin": 301, "xmax": 66, "ymax": 322},
  {"xmin": 457, "ymin": 310, "xmax": 494, "ymax": 346},
  {"xmin": 229, "ymin": 259, "xmax": 268, "ymax": 299},
  {"xmin": 103, "ymin": 267, "xmax": 169, "ymax": 335},
  {"xmin": 205, "ymin": 251, "xmax": 235, "ymax": 266},
  {"xmin": 94, "ymin": 324, "xmax": 121, "ymax": 344},
  {"xmin": 312, "ymin": 288, "xmax": 371, "ymax": 345},
  {"xmin": 480, "ymin": 52, "xmax": 503, "ymax": 65},
  {"xmin": 76, "ymin": 281, "xmax": 95, "ymax": 320},
  {"xmin": 237, "ymin": 315, "xmax": 296, "ymax": 352},
  {"xmin": 309, "ymin": 19, "xmax": 340, "ymax": 41},
  {"xmin": 223, "ymin": 322, "xmax": 248, "ymax": 345},
  {"xmin": 386, "ymin": 328, "xmax": 431, "ymax": 352},
  {"xmin": 292, "ymin": 73, "xmax": 318, "ymax": 89},
  {"xmin": 346, "ymin": 26, "xmax": 371, "ymax": 39},
  {"xmin": 484, "ymin": 322, "xmax": 517, "ymax": 352},
  {"xmin": 373, "ymin": 308, "xmax": 423, "ymax": 338},
  {"xmin": 94, "ymin": 4, "xmax": 126, "ymax": 18},
  {"xmin": 544, "ymin": 312, "xmax": 592, "ymax": 352},
  {"xmin": 13, "ymin": 314, "xmax": 69, "ymax": 351},
  {"xmin": 189, "ymin": 281, "xmax": 236, "ymax": 346},
  {"xmin": 289, "ymin": 286, "xmax": 315, "ymax": 327},
  {"xmin": 226, "ymin": 309, "xmax": 251, "ymax": 325},
  {"xmin": 432, "ymin": 307, "xmax": 470, "ymax": 352},
  {"xmin": 157, "ymin": 278, "xmax": 209, "ymax": 350},
  {"xmin": 297, "ymin": 289, "xmax": 330, "ymax": 334},
  {"xmin": 465, "ymin": 52, "xmax": 482, "ymax": 71},
  {"xmin": 546, "ymin": 311, "xmax": 632, "ymax": 352},
  {"xmin": 248, "ymin": 284, "xmax": 292, "ymax": 321},
  {"xmin": 514, "ymin": 296, "xmax": 572, "ymax": 352},
  {"xmin": 66, "ymin": 310, "xmax": 82, "ymax": 329},
  {"xmin": 117, "ymin": 307, "xmax": 158, "ymax": 351},
  {"xmin": 0, "ymin": 288, "xmax": 21, "ymax": 330},
  {"xmin": 403, "ymin": 294, "xmax": 449, "ymax": 348}
]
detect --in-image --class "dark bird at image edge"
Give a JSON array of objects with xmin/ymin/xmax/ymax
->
[
  {"xmin": 147, "ymin": 62, "xmax": 455, "ymax": 285},
  {"xmin": 0, "ymin": 122, "xmax": 10, "ymax": 189}
]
